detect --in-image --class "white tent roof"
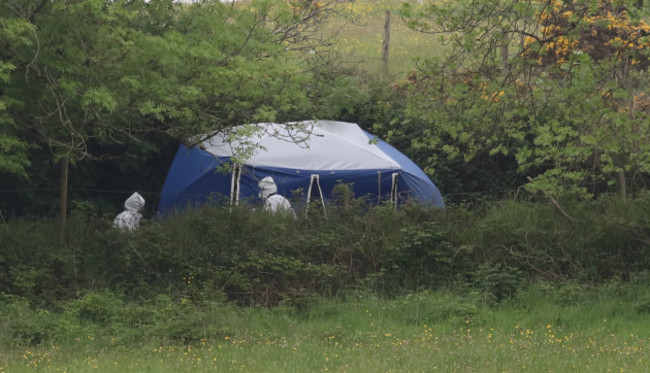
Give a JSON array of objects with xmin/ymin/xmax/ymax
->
[{"xmin": 201, "ymin": 120, "xmax": 401, "ymax": 170}]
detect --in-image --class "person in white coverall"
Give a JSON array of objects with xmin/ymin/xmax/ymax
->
[
  {"xmin": 258, "ymin": 177, "xmax": 295, "ymax": 217},
  {"xmin": 113, "ymin": 192, "xmax": 145, "ymax": 231}
]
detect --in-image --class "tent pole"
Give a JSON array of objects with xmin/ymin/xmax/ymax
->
[
  {"xmin": 229, "ymin": 164, "xmax": 241, "ymax": 211},
  {"xmin": 306, "ymin": 174, "xmax": 327, "ymax": 218},
  {"xmin": 391, "ymin": 173, "xmax": 399, "ymax": 211},
  {"xmin": 306, "ymin": 174, "xmax": 314, "ymax": 217},
  {"xmin": 314, "ymin": 175, "xmax": 327, "ymax": 218},
  {"xmin": 377, "ymin": 170, "xmax": 382, "ymax": 204}
]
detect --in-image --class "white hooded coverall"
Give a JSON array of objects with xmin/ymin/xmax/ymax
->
[
  {"xmin": 258, "ymin": 177, "xmax": 294, "ymax": 216},
  {"xmin": 113, "ymin": 192, "xmax": 145, "ymax": 231}
]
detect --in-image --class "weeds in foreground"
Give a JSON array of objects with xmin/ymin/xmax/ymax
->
[{"xmin": 2, "ymin": 285, "xmax": 650, "ymax": 372}]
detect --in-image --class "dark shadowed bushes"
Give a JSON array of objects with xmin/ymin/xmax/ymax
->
[
  {"xmin": 4, "ymin": 194, "xmax": 650, "ymax": 349},
  {"xmin": 0, "ymin": 201, "xmax": 458, "ymax": 306},
  {"xmin": 3, "ymin": 193, "xmax": 650, "ymax": 310},
  {"xmin": 471, "ymin": 194, "xmax": 650, "ymax": 283}
]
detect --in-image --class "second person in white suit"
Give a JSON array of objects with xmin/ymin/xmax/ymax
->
[{"xmin": 258, "ymin": 176, "xmax": 295, "ymax": 217}]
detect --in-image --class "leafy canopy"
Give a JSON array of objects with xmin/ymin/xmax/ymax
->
[{"xmin": 396, "ymin": 0, "xmax": 650, "ymax": 198}]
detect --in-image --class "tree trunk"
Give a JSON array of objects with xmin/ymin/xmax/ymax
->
[
  {"xmin": 59, "ymin": 156, "xmax": 69, "ymax": 244},
  {"xmin": 618, "ymin": 169, "xmax": 627, "ymax": 202},
  {"xmin": 382, "ymin": 10, "xmax": 391, "ymax": 73},
  {"xmin": 501, "ymin": 31, "xmax": 509, "ymax": 74}
]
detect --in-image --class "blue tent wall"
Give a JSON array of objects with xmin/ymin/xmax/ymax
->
[
  {"xmin": 367, "ymin": 134, "xmax": 443, "ymax": 207},
  {"xmin": 242, "ymin": 167, "xmax": 403, "ymax": 202},
  {"xmin": 157, "ymin": 140, "xmax": 444, "ymax": 215},
  {"xmin": 157, "ymin": 145, "xmax": 229, "ymax": 214}
]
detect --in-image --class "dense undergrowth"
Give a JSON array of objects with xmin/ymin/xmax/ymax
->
[{"xmin": 3, "ymin": 192, "xmax": 650, "ymax": 347}]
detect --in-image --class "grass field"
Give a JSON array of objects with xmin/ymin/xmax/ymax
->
[
  {"xmin": 3, "ymin": 286, "xmax": 650, "ymax": 372},
  {"xmin": 323, "ymin": 0, "xmax": 443, "ymax": 77}
]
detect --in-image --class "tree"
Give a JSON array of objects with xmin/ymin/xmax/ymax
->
[
  {"xmin": 126, "ymin": 0, "xmax": 356, "ymax": 140},
  {"xmin": 0, "ymin": 14, "xmax": 33, "ymax": 178},
  {"xmin": 1, "ymin": 0, "xmax": 356, "ymax": 225},
  {"xmin": 3, "ymin": 0, "xmax": 160, "ymax": 239},
  {"xmin": 521, "ymin": 0, "xmax": 650, "ymax": 199},
  {"xmin": 396, "ymin": 0, "xmax": 650, "ymax": 199}
]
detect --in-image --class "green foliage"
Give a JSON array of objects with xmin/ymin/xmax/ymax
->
[
  {"xmin": 0, "ymin": 291, "xmax": 235, "ymax": 346},
  {"xmin": 66, "ymin": 291, "xmax": 123, "ymax": 327},
  {"xmin": 4, "ymin": 283, "xmax": 650, "ymax": 373},
  {"xmin": 391, "ymin": 291, "xmax": 479, "ymax": 326},
  {"xmin": 7, "ymin": 194, "xmax": 650, "ymax": 311},
  {"xmin": 0, "ymin": 15, "xmax": 33, "ymax": 177},
  {"xmin": 3, "ymin": 0, "xmax": 147, "ymax": 163},
  {"xmin": 0, "ymin": 295, "xmax": 55, "ymax": 346},
  {"xmin": 0, "ymin": 0, "xmax": 359, "ymax": 218},
  {"xmin": 469, "ymin": 263, "xmax": 525, "ymax": 304},
  {"xmin": 396, "ymin": 0, "xmax": 650, "ymax": 198},
  {"xmin": 465, "ymin": 194, "xmax": 650, "ymax": 282},
  {"xmin": 8, "ymin": 266, "xmax": 50, "ymax": 299},
  {"xmin": 365, "ymin": 222, "xmax": 470, "ymax": 293}
]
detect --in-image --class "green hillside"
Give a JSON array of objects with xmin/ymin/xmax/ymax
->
[{"xmin": 323, "ymin": 0, "xmax": 444, "ymax": 77}]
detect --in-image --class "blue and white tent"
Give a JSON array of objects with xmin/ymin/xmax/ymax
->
[{"xmin": 157, "ymin": 120, "xmax": 443, "ymax": 215}]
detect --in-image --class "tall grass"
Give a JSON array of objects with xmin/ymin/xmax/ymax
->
[{"xmin": 3, "ymin": 284, "xmax": 650, "ymax": 372}]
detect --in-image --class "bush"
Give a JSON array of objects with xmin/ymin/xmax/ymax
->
[
  {"xmin": 4, "ymin": 194, "xmax": 650, "ymax": 311},
  {"xmin": 465, "ymin": 195, "xmax": 650, "ymax": 283},
  {"xmin": 469, "ymin": 263, "xmax": 525, "ymax": 304},
  {"xmin": 0, "ymin": 295, "xmax": 53, "ymax": 346},
  {"xmin": 6, "ymin": 195, "xmax": 650, "ymax": 348}
]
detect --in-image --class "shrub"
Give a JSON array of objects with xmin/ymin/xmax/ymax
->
[
  {"xmin": 4, "ymin": 194, "xmax": 650, "ymax": 310},
  {"xmin": 469, "ymin": 263, "xmax": 525, "ymax": 304}
]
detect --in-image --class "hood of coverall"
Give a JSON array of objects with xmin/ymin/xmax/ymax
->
[
  {"xmin": 258, "ymin": 177, "xmax": 278, "ymax": 199},
  {"xmin": 124, "ymin": 192, "xmax": 145, "ymax": 212}
]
